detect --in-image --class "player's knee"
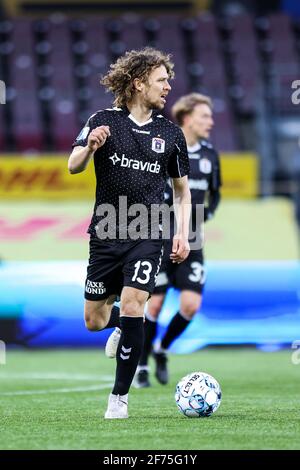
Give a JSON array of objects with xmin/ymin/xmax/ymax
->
[
  {"xmin": 147, "ymin": 302, "xmax": 162, "ymax": 319},
  {"xmin": 85, "ymin": 318, "xmax": 100, "ymax": 331},
  {"xmin": 181, "ymin": 300, "xmax": 202, "ymax": 319},
  {"xmin": 147, "ymin": 294, "xmax": 164, "ymax": 319},
  {"xmin": 121, "ymin": 299, "xmax": 143, "ymax": 317},
  {"xmin": 85, "ymin": 316, "xmax": 106, "ymax": 331}
]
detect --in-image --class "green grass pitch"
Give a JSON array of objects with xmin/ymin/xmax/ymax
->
[{"xmin": 0, "ymin": 348, "xmax": 299, "ymax": 450}]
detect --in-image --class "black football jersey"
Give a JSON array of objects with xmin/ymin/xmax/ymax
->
[
  {"xmin": 165, "ymin": 139, "xmax": 221, "ymax": 209},
  {"xmin": 72, "ymin": 107, "xmax": 189, "ymax": 238}
]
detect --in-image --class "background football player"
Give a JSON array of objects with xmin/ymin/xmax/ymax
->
[{"xmin": 135, "ymin": 92, "xmax": 222, "ymax": 387}]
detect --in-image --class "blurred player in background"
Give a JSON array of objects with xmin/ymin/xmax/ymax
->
[
  {"xmin": 135, "ymin": 93, "xmax": 222, "ymax": 387},
  {"xmin": 68, "ymin": 48, "xmax": 191, "ymax": 418}
]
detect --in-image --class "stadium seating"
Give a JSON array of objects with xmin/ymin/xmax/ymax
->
[
  {"xmin": 193, "ymin": 14, "xmax": 238, "ymax": 150},
  {"xmin": 118, "ymin": 14, "xmax": 147, "ymax": 53},
  {"xmin": 268, "ymin": 13, "xmax": 299, "ymax": 113},
  {"xmin": 0, "ymin": 12, "xmax": 299, "ymax": 152},
  {"xmin": 47, "ymin": 16, "xmax": 78, "ymax": 151},
  {"xmin": 81, "ymin": 17, "xmax": 113, "ymax": 120},
  {"xmin": 149, "ymin": 14, "xmax": 190, "ymax": 109},
  {"xmin": 225, "ymin": 14, "xmax": 260, "ymax": 116},
  {"xmin": 10, "ymin": 19, "xmax": 43, "ymax": 151}
]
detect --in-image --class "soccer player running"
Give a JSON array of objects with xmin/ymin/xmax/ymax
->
[
  {"xmin": 68, "ymin": 48, "xmax": 191, "ymax": 418},
  {"xmin": 135, "ymin": 93, "xmax": 222, "ymax": 387}
]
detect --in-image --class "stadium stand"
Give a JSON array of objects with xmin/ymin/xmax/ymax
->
[
  {"xmin": 148, "ymin": 14, "xmax": 190, "ymax": 108},
  {"xmin": 10, "ymin": 18, "xmax": 43, "ymax": 151},
  {"xmin": 73, "ymin": 17, "xmax": 112, "ymax": 123},
  {"xmin": 223, "ymin": 14, "xmax": 260, "ymax": 117},
  {"xmin": 268, "ymin": 13, "xmax": 300, "ymax": 114},
  {"xmin": 118, "ymin": 14, "xmax": 148, "ymax": 54},
  {"xmin": 47, "ymin": 16, "xmax": 78, "ymax": 151},
  {"xmin": 191, "ymin": 14, "xmax": 238, "ymax": 150},
  {"xmin": 0, "ymin": 11, "xmax": 299, "ymax": 153}
]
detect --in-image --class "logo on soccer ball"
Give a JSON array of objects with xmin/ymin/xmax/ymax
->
[
  {"xmin": 152, "ymin": 137, "xmax": 165, "ymax": 153},
  {"xmin": 175, "ymin": 371, "xmax": 222, "ymax": 418}
]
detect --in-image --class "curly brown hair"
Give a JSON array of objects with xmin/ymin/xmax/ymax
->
[{"xmin": 100, "ymin": 47, "xmax": 175, "ymax": 108}]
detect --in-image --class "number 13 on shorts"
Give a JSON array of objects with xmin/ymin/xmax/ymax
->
[{"xmin": 132, "ymin": 260, "xmax": 153, "ymax": 285}]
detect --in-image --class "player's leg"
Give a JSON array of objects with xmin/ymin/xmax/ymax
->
[
  {"xmin": 136, "ymin": 240, "xmax": 172, "ymax": 386},
  {"xmin": 84, "ymin": 296, "xmax": 118, "ymax": 331},
  {"xmin": 154, "ymin": 251, "xmax": 205, "ymax": 384},
  {"xmin": 105, "ymin": 239, "xmax": 163, "ymax": 418},
  {"xmin": 104, "ymin": 325, "xmax": 122, "ymax": 358},
  {"xmin": 135, "ymin": 293, "xmax": 166, "ymax": 388},
  {"xmin": 105, "ymin": 240, "xmax": 166, "ymax": 361},
  {"xmin": 103, "ymin": 297, "xmax": 122, "ymax": 359},
  {"xmin": 161, "ymin": 290, "xmax": 202, "ymax": 349},
  {"xmin": 85, "ymin": 237, "xmax": 123, "ymax": 337},
  {"xmin": 85, "ymin": 297, "xmax": 122, "ymax": 358},
  {"xmin": 160, "ymin": 250, "xmax": 205, "ymax": 349},
  {"xmin": 105, "ymin": 286, "xmax": 148, "ymax": 419},
  {"xmin": 153, "ymin": 291, "xmax": 202, "ymax": 385}
]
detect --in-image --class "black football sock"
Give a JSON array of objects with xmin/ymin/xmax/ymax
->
[
  {"xmin": 105, "ymin": 305, "xmax": 120, "ymax": 329},
  {"xmin": 112, "ymin": 316, "xmax": 144, "ymax": 396},
  {"xmin": 139, "ymin": 315, "xmax": 158, "ymax": 367},
  {"xmin": 161, "ymin": 311, "xmax": 191, "ymax": 350}
]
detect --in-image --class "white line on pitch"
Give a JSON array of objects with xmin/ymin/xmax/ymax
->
[
  {"xmin": 0, "ymin": 383, "xmax": 113, "ymax": 396},
  {"xmin": 0, "ymin": 373, "xmax": 114, "ymax": 381}
]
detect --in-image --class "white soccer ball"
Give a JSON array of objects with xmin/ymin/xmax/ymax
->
[{"xmin": 175, "ymin": 371, "xmax": 222, "ymax": 418}]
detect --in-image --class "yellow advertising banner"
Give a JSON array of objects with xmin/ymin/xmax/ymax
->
[
  {"xmin": 0, "ymin": 153, "xmax": 258, "ymax": 199},
  {"xmin": 220, "ymin": 153, "xmax": 258, "ymax": 198},
  {"xmin": 0, "ymin": 155, "xmax": 96, "ymax": 199}
]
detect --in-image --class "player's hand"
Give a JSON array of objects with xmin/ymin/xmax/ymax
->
[
  {"xmin": 87, "ymin": 126, "xmax": 110, "ymax": 152},
  {"xmin": 170, "ymin": 235, "xmax": 190, "ymax": 264}
]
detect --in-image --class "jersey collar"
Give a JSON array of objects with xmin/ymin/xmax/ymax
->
[
  {"xmin": 187, "ymin": 142, "xmax": 201, "ymax": 153},
  {"xmin": 128, "ymin": 113, "xmax": 153, "ymax": 127},
  {"xmin": 121, "ymin": 106, "xmax": 155, "ymax": 127}
]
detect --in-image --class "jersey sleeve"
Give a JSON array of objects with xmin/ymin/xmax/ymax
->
[
  {"xmin": 167, "ymin": 127, "xmax": 190, "ymax": 178},
  {"xmin": 71, "ymin": 113, "xmax": 98, "ymax": 148},
  {"xmin": 211, "ymin": 150, "xmax": 222, "ymax": 190}
]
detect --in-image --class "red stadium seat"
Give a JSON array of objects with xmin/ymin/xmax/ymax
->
[
  {"xmin": 2, "ymin": 13, "xmax": 296, "ymax": 153},
  {"xmin": 118, "ymin": 14, "xmax": 147, "ymax": 52},
  {"xmin": 229, "ymin": 14, "xmax": 260, "ymax": 116},
  {"xmin": 81, "ymin": 17, "xmax": 112, "ymax": 118},
  {"xmin": 9, "ymin": 19, "xmax": 43, "ymax": 152},
  {"xmin": 148, "ymin": 14, "xmax": 189, "ymax": 117},
  {"xmin": 47, "ymin": 16, "xmax": 78, "ymax": 151},
  {"xmin": 194, "ymin": 14, "xmax": 238, "ymax": 151}
]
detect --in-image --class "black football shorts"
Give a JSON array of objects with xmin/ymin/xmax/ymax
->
[
  {"xmin": 154, "ymin": 240, "xmax": 206, "ymax": 295},
  {"xmin": 85, "ymin": 237, "xmax": 164, "ymax": 300}
]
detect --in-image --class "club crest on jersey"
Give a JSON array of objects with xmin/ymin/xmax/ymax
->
[
  {"xmin": 152, "ymin": 137, "xmax": 165, "ymax": 153},
  {"xmin": 199, "ymin": 158, "xmax": 212, "ymax": 174}
]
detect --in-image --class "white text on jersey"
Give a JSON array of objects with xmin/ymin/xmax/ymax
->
[{"xmin": 109, "ymin": 153, "xmax": 161, "ymax": 174}]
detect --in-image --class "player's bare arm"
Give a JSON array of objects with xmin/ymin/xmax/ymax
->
[
  {"xmin": 68, "ymin": 125, "xmax": 110, "ymax": 174},
  {"xmin": 170, "ymin": 175, "xmax": 191, "ymax": 263}
]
